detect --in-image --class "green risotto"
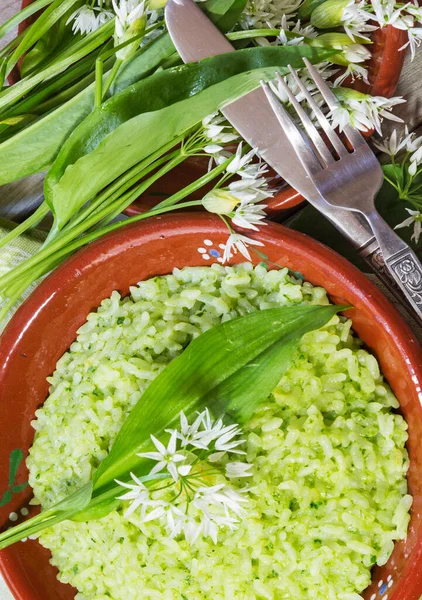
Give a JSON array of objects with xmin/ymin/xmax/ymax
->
[{"xmin": 27, "ymin": 263, "xmax": 411, "ymax": 600}]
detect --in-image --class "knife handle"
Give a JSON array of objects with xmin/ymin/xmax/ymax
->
[{"xmin": 359, "ymin": 243, "xmax": 422, "ymax": 327}]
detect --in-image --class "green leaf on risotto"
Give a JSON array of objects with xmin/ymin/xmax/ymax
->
[{"xmin": 0, "ymin": 303, "xmax": 345, "ymax": 547}]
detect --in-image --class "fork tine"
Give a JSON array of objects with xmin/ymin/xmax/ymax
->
[
  {"xmin": 275, "ymin": 73, "xmax": 335, "ymax": 168},
  {"xmin": 260, "ymin": 79, "xmax": 322, "ymax": 177},
  {"xmin": 287, "ymin": 65, "xmax": 349, "ymax": 158},
  {"xmin": 302, "ymin": 57, "xmax": 366, "ymax": 149}
]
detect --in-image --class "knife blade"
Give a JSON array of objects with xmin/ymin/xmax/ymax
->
[{"xmin": 165, "ymin": 0, "xmax": 377, "ymax": 252}]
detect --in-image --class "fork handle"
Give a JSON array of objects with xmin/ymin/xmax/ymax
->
[{"xmin": 364, "ymin": 210, "xmax": 422, "ymax": 325}]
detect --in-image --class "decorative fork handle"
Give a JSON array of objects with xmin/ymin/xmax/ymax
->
[{"xmin": 357, "ymin": 213, "xmax": 422, "ymax": 326}]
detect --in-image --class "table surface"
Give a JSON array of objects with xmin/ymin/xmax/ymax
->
[{"xmin": 0, "ymin": 2, "xmax": 422, "ymax": 599}]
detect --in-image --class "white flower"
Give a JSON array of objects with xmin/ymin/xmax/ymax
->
[
  {"xmin": 167, "ymin": 409, "xmax": 247, "ymax": 455},
  {"xmin": 242, "ymin": 0, "xmax": 304, "ymax": 28},
  {"xmin": 195, "ymin": 410, "xmax": 247, "ymax": 454},
  {"xmin": 333, "ymin": 62, "xmax": 369, "ymax": 86},
  {"xmin": 372, "ymin": 127, "xmax": 413, "ymax": 156},
  {"xmin": 225, "ymin": 144, "xmax": 257, "ymax": 175},
  {"xmin": 371, "ymin": 0, "xmax": 414, "ymax": 28},
  {"xmin": 330, "ymin": 92, "xmax": 405, "ymax": 134},
  {"xmin": 67, "ymin": 4, "xmax": 114, "ymax": 35},
  {"xmin": 117, "ymin": 412, "xmax": 254, "ymax": 545},
  {"xmin": 341, "ymin": 0, "xmax": 378, "ymax": 41},
  {"xmin": 202, "ymin": 113, "xmax": 239, "ymax": 146},
  {"xmin": 229, "ymin": 177, "xmax": 273, "ymax": 202},
  {"xmin": 399, "ymin": 26, "xmax": 422, "ymax": 61},
  {"xmin": 343, "ymin": 43, "xmax": 372, "ymax": 63},
  {"xmin": 370, "ymin": 0, "xmax": 422, "ymax": 60},
  {"xmin": 232, "ymin": 200, "xmax": 267, "ymax": 231},
  {"xmin": 409, "ymin": 143, "xmax": 422, "ymax": 175},
  {"xmin": 278, "ymin": 15, "xmax": 317, "ymax": 45},
  {"xmin": 165, "ymin": 505, "xmax": 188, "ymax": 538},
  {"xmin": 270, "ymin": 63, "xmax": 338, "ymax": 108},
  {"xmin": 137, "ymin": 431, "xmax": 187, "ymax": 481},
  {"xmin": 113, "ymin": 0, "xmax": 147, "ymax": 59},
  {"xmin": 115, "ymin": 472, "xmax": 154, "ymax": 518},
  {"xmin": 226, "ymin": 462, "xmax": 254, "ymax": 478},
  {"xmin": 193, "ymin": 484, "xmax": 247, "ymax": 519},
  {"xmin": 395, "ymin": 209, "xmax": 422, "ymax": 243},
  {"xmin": 223, "ymin": 233, "xmax": 264, "ymax": 263}
]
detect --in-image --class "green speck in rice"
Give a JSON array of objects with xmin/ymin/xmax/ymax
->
[{"xmin": 27, "ymin": 263, "xmax": 411, "ymax": 600}]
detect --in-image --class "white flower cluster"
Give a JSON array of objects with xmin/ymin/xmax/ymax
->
[
  {"xmin": 67, "ymin": 3, "xmax": 114, "ymax": 36},
  {"xmin": 336, "ymin": 0, "xmax": 422, "ymax": 60},
  {"xmin": 330, "ymin": 93, "xmax": 405, "ymax": 134},
  {"xmin": 371, "ymin": 0, "xmax": 422, "ymax": 60},
  {"xmin": 341, "ymin": 0, "xmax": 378, "ymax": 41},
  {"xmin": 373, "ymin": 128, "xmax": 422, "ymax": 243},
  {"xmin": 373, "ymin": 126, "xmax": 422, "ymax": 167},
  {"xmin": 278, "ymin": 15, "xmax": 318, "ymax": 45},
  {"xmin": 242, "ymin": 0, "xmax": 304, "ymax": 29},
  {"xmin": 200, "ymin": 113, "xmax": 274, "ymax": 261},
  {"xmin": 116, "ymin": 410, "xmax": 253, "ymax": 544},
  {"xmin": 68, "ymin": 0, "xmax": 163, "ymax": 48}
]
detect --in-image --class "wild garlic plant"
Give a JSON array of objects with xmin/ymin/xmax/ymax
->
[
  {"xmin": 373, "ymin": 128, "xmax": 422, "ymax": 243},
  {"xmin": 116, "ymin": 409, "xmax": 253, "ymax": 544}
]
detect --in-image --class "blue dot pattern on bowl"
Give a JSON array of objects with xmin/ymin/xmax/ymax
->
[
  {"xmin": 209, "ymin": 249, "xmax": 220, "ymax": 258},
  {"xmin": 379, "ymin": 583, "xmax": 387, "ymax": 594}
]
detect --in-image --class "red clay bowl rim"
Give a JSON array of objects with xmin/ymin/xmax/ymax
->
[{"xmin": 0, "ymin": 213, "xmax": 421, "ymax": 599}]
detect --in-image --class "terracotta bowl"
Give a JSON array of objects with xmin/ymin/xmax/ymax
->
[
  {"xmin": 11, "ymin": 1, "xmax": 409, "ymax": 216},
  {"xmin": 0, "ymin": 213, "xmax": 421, "ymax": 599}
]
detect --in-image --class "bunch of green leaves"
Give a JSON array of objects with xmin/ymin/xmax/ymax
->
[
  {"xmin": 0, "ymin": 0, "xmax": 258, "ymax": 180},
  {"xmin": 0, "ymin": 43, "xmax": 334, "ymax": 323},
  {"xmin": 0, "ymin": 303, "xmax": 344, "ymax": 549}
]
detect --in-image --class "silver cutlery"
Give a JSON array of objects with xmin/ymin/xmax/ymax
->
[
  {"xmin": 165, "ymin": 0, "xmax": 422, "ymax": 324},
  {"xmin": 261, "ymin": 62, "xmax": 422, "ymax": 323}
]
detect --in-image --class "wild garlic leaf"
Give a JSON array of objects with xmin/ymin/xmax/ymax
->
[
  {"xmin": 92, "ymin": 304, "xmax": 343, "ymax": 493},
  {"xmin": 45, "ymin": 45, "xmax": 335, "ymax": 230},
  {"xmin": 4, "ymin": 0, "xmax": 81, "ymax": 78},
  {"xmin": 0, "ymin": 33, "xmax": 175, "ymax": 185}
]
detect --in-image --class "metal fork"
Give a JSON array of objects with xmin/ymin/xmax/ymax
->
[{"xmin": 261, "ymin": 58, "xmax": 422, "ymax": 325}]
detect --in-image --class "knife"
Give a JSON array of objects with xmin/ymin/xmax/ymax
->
[{"xmin": 165, "ymin": 0, "xmax": 418, "ymax": 319}]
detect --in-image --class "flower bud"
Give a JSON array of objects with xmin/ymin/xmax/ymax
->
[
  {"xmin": 298, "ymin": 0, "xmax": 328, "ymax": 19},
  {"xmin": 202, "ymin": 190, "xmax": 240, "ymax": 215},
  {"xmin": 310, "ymin": 0, "xmax": 349, "ymax": 28},
  {"xmin": 149, "ymin": 0, "xmax": 168, "ymax": 8},
  {"xmin": 332, "ymin": 86, "xmax": 369, "ymax": 102}
]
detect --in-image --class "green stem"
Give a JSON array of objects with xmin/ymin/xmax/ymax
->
[
  {"xmin": 0, "ymin": 149, "xmax": 188, "ymax": 290},
  {"xmin": 95, "ymin": 58, "xmax": 104, "ymax": 108},
  {"xmin": 102, "ymin": 58, "xmax": 123, "ymax": 100},
  {"xmin": 60, "ymin": 133, "xmax": 186, "ymax": 235},
  {"xmin": 55, "ymin": 200, "xmax": 203, "ymax": 257},
  {"xmin": 100, "ymin": 22, "xmax": 164, "ymax": 63},
  {"xmin": 383, "ymin": 175, "xmax": 401, "ymax": 193},
  {"xmin": 0, "ymin": 202, "xmax": 49, "ymax": 252},
  {"xmin": 68, "ymin": 150, "xmax": 180, "ymax": 232},
  {"xmin": 227, "ymin": 28, "xmax": 279, "ymax": 40},
  {"xmin": 154, "ymin": 153, "xmax": 236, "ymax": 210},
  {"xmin": 1, "ymin": 200, "xmax": 202, "ymax": 318},
  {"xmin": 0, "ymin": 0, "xmax": 54, "ymax": 41}
]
